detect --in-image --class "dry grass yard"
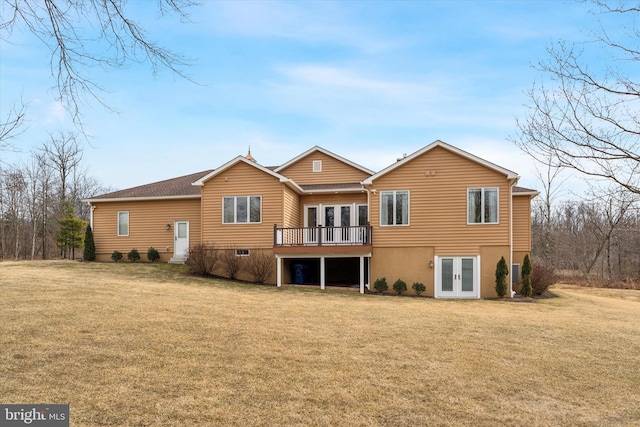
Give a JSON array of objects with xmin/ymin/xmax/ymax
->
[{"xmin": 1, "ymin": 261, "xmax": 639, "ymax": 426}]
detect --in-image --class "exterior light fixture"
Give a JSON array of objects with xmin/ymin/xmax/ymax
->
[
  {"xmin": 166, "ymin": 223, "xmax": 171, "ymax": 230},
  {"xmin": 429, "ymin": 260, "xmax": 434, "ymax": 268}
]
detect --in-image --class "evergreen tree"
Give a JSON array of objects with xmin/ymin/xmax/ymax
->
[
  {"xmin": 83, "ymin": 224, "xmax": 96, "ymax": 261},
  {"xmin": 56, "ymin": 201, "xmax": 86, "ymax": 259},
  {"xmin": 495, "ymin": 256, "xmax": 509, "ymax": 297},
  {"xmin": 520, "ymin": 254, "xmax": 533, "ymax": 297}
]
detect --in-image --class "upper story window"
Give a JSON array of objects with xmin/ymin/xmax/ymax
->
[
  {"xmin": 117, "ymin": 211, "xmax": 129, "ymax": 236},
  {"xmin": 223, "ymin": 196, "xmax": 261, "ymax": 224},
  {"xmin": 312, "ymin": 160, "xmax": 322, "ymax": 172},
  {"xmin": 380, "ymin": 190, "xmax": 409, "ymax": 226},
  {"xmin": 468, "ymin": 187, "xmax": 498, "ymax": 224}
]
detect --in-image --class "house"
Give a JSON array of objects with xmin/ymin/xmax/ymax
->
[{"xmin": 84, "ymin": 140, "xmax": 538, "ymax": 298}]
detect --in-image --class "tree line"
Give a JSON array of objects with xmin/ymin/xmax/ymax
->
[
  {"xmin": 0, "ymin": 132, "xmax": 108, "ymax": 260},
  {"xmin": 514, "ymin": 2, "xmax": 640, "ymax": 285}
]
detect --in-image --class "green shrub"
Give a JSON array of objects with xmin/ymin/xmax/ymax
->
[
  {"xmin": 147, "ymin": 247, "xmax": 160, "ymax": 263},
  {"xmin": 83, "ymin": 225, "xmax": 96, "ymax": 261},
  {"xmin": 520, "ymin": 254, "xmax": 533, "ymax": 297},
  {"xmin": 412, "ymin": 282, "xmax": 426, "ymax": 296},
  {"xmin": 373, "ymin": 277, "xmax": 388, "ymax": 293},
  {"xmin": 111, "ymin": 250, "xmax": 123, "ymax": 262},
  {"xmin": 495, "ymin": 256, "xmax": 509, "ymax": 297},
  {"xmin": 393, "ymin": 279, "xmax": 407, "ymax": 295},
  {"xmin": 127, "ymin": 248, "xmax": 141, "ymax": 262}
]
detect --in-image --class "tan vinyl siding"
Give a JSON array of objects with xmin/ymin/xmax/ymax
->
[
  {"xmin": 92, "ymin": 198, "xmax": 201, "ymax": 262},
  {"xmin": 370, "ymin": 146, "xmax": 511, "ymax": 254},
  {"xmin": 201, "ymin": 161, "xmax": 284, "ymax": 247},
  {"xmin": 283, "ymin": 186, "xmax": 300, "ymax": 228},
  {"xmin": 512, "ymin": 194, "xmax": 532, "ymax": 252},
  {"xmin": 278, "ymin": 152, "xmax": 370, "ymax": 185}
]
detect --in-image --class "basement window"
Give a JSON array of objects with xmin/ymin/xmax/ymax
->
[{"xmin": 235, "ymin": 249, "xmax": 250, "ymax": 257}]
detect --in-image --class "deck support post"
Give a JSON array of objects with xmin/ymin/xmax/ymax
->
[
  {"xmin": 276, "ymin": 255, "xmax": 282, "ymax": 287},
  {"xmin": 320, "ymin": 256, "xmax": 325, "ymax": 290},
  {"xmin": 359, "ymin": 256, "xmax": 365, "ymax": 294}
]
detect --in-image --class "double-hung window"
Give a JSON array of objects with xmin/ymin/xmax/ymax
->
[
  {"xmin": 117, "ymin": 211, "xmax": 129, "ymax": 236},
  {"xmin": 223, "ymin": 196, "xmax": 261, "ymax": 224},
  {"xmin": 467, "ymin": 187, "xmax": 498, "ymax": 224},
  {"xmin": 380, "ymin": 190, "xmax": 409, "ymax": 226}
]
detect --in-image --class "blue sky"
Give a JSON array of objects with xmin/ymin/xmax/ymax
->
[{"xmin": 1, "ymin": 1, "xmax": 596, "ymax": 192}]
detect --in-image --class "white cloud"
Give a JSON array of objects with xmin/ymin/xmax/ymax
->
[
  {"xmin": 44, "ymin": 101, "xmax": 67, "ymax": 124},
  {"xmin": 200, "ymin": 1, "xmax": 407, "ymax": 53}
]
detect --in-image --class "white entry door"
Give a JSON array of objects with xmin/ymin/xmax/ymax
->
[
  {"xmin": 436, "ymin": 256, "xmax": 479, "ymax": 298},
  {"xmin": 174, "ymin": 221, "xmax": 189, "ymax": 258}
]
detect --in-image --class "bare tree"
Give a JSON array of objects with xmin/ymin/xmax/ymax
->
[
  {"xmin": 1, "ymin": 168, "xmax": 27, "ymax": 260},
  {"xmin": 0, "ymin": 99, "xmax": 27, "ymax": 155},
  {"xmin": 39, "ymin": 131, "xmax": 82, "ymax": 205},
  {"xmin": 530, "ymin": 156, "xmax": 569, "ymax": 264},
  {"xmin": 512, "ymin": 2, "xmax": 640, "ymax": 194},
  {"xmin": 1, "ymin": 0, "xmax": 196, "ymax": 132}
]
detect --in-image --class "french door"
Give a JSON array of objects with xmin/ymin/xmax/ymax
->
[
  {"xmin": 304, "ymin": 204, "xmax": 368, "ymax": 244},
  {"xmin": 323, "ymin": 205, "xmax": 351, "ymax": 243},
  {"xmin": 436, "ymin": 256, "xmax": 479, "ymax": 298}
]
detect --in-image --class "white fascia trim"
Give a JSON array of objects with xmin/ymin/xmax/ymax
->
[
  {"xmin": 280, "ymin": 178, "xmax": 304, "ymax": 194},
  {"xmin": 301, "ymin": 187, "xmax": 366, "ymax": 194},
  {"xmin": 513, "ymin": 190, "xmax": 540, "ymax": 197},
  {"xmin": 83, "ymin": 195, "xmax": 201, "ymax": 203},
  {"xmin": 275, "ymin": 146, "xmax": 375, "ymax": 175},
  {"xmin": 363, "ymin": 140, "xmax": 520, "ymax": 185},
  {"xmin": 192, "ymin": 156, "xmax": 290, "ymax": 186}
]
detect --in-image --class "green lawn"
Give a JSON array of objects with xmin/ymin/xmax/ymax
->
[{"xmin": 1, "ymin": 261, "xmax": 639, "ymax": 426}]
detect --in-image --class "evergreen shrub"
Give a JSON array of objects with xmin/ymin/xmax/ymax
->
[
  {"xmin": 127, "ymin": 248, "xmax": 141, "ymax": 262},
  {"xmin": 393, "ymin": 279, "xmax": 407, "ymax": 295},
  {"xmin": 373, "ymin": 277, "xmax": 388, "ymax": 293}
]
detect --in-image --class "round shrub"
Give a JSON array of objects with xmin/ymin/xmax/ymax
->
[
  {"xmin": 373, "ymin": 277, "xmax": 388, "ymax": 293},
  {"xmin": 111, "ymin": 250, "xmax": 123, "ymax": 262},
  {"xmin": 127, "ymin": 248, "xmax": 141, "ymax": 262},
  {"xmin": 393, "ymin": 279, "xmax": 407, "ymax": 295},
  {"xmin": 412, "ymin": 282, "xmax": 426, "ymax": 296},
  {"xmin": 147, "ymin": 247, "xmax": 160, "ymax": 262}
]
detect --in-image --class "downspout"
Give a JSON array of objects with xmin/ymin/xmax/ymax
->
[
  {"xmin": 508, "ymin": 179, "xmax": 517, "ymax": 298},
  {"xmin": 89, "ymin": 202, "xmax": 94, "ymax": 229},
  {"xmin": 364, "ymin": 183, "xmax": 373, "ymax": 291}
]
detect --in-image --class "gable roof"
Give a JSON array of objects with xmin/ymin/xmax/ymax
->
[
  {"xmin": 85, "ymin": 170, "xmax": 213, "ymax": 202},
  {"xmin": 192, "ymin": 155, "xmax": 304, "ymax": 193},
  {"xmin": 275, "ymin": 146, "xmax": 375, "ymax": 176},
  {"xmin": 362, "ymin": 140, "xmax": 519, "ymax": 185}
]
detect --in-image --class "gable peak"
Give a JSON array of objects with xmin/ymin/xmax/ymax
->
[{"xmin": 246, "ymin": 146, "xmax": 256, "ymax": 162}]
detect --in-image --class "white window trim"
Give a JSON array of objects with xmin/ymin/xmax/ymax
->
[
  {"xmin": 222, "ymin": 196, "xmax": 262, "ymax": 224},
  {"xmin": 379, "ymin": 190, "xmax": 410, "ymax": 227},
  {"xmin": 235, "ymin": 249, "xmax": 250, "ymax": 257},
  {"xmin": 312, "ymin": 160, "xmax": 322, "ymax": 172},
  {"xmin": 467, "ymin": 187, "xmax": 499, "ymax": 225},
  {"xmin": 117, "ymin": 211, "xmax": 129, "ymax": 236}
]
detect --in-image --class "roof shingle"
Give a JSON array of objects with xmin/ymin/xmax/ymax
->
[{"xmin": 88, "ymin": 170, "xmax": 213, "ymax": 200}]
